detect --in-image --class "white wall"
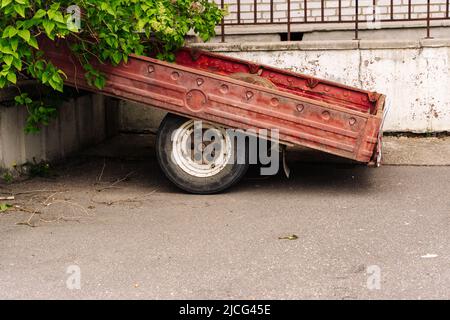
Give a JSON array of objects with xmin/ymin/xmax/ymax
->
[
  {"xmin": 187, "ymin": 39, "xmax": 450, "ymax": 132},
  {"xmin": 0, "ymin": 94, "xmax": 119, "ymax": 170}
]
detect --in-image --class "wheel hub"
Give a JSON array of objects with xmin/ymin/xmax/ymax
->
[{"xmin": 172, "ymin": 120, "xmax": 232, "ymax": 178}]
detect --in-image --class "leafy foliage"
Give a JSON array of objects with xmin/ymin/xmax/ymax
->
[
  {"xmin": 0, "ymin": 203, "xmax": 12, "ymax": 212},
  {"xmin": 22, "ymin": 158, "xmax": 52, "ymax": 177},
  {"xmin": 2, "ymin": 172, "xmax": 13, "ymax": 183},
  {"xmin": 0, "ymin": 0, "xmax": 224, "ymax": 132}
]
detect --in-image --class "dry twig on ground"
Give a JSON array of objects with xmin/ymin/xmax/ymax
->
[
  {"xmin": 15, "ymin": 192, "xmax": 91, "ymax": 228},
  {"xmin": 90, "ymin": 189, "xmax": 157, "ymax": 206},
  {"xmin": 95, "ymin": 171, "xmax": 135, "ymax": 192},
  {"xmin": 96, "ymin": 159, "xmax": 107, "ymax": 183}
]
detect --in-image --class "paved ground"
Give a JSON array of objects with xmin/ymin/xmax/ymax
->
[{"xmin": 0, "ymin": 134, "xmax": 449, "ymax": 299}]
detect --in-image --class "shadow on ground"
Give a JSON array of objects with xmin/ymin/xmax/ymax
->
[{"xmin": 78, "ymin": 133, "xmax": 375, "ymax": 194}]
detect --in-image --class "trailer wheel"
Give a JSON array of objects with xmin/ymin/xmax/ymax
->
[{"xmin": 156, "ymin": 114, "xmax": 249, "ymax": 194}]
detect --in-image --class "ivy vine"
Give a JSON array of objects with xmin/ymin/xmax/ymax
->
[{"xmin": 0, "ymin": 0, "xmax": 224, "ymax": 132}]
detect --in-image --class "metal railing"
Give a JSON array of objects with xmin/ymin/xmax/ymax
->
[{"xmin": 218, "ymin": 0, "xmax": 450, "ymax": 41}]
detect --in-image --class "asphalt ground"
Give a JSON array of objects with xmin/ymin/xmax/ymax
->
[{"xmin": 0, "ymin": 134, "xmax": 449, "ymax": 299}]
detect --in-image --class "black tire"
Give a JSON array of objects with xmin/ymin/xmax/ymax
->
[{"xmin": 156, "ymin": 114, "xmax": 249, "ymax": 194}]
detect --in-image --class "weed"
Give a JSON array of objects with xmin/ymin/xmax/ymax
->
[
  {"xmin": 22, "ymin": 158, "xmax": 53, "ymax": 178},
  {"xmin": 2, "ymin": 172, "xmax": 13, "ymax": 183},
  {"xmin": 0, "ymin": 203, "xmax": 12, "ymax": 212}
]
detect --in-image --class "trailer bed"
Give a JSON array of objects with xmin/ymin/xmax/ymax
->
[{"xmin": 42, "ymin": 40, "xmax": 385, "ymax": 165}]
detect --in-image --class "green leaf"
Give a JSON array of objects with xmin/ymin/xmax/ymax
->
[
  {"xmin": 0, "ymin": 44, "xmax": 13, "ymax": 54},
  {"xmin": 0, "ymin": 203, "xmax": 12, "ymax": 212},
  {"xmin": 34, "ymin": 60, "xmax": 45, "ymax": 71},
  {"xmin": 51, "ymin": 72, "xmax": 61, "ymax": 83},
  {"xmin": 3, "ymin": 55, "xmax": 13, "ymax": 66},
  {"xmin": 12, "ymin": 58, "xmax": 22, "ymax": 70},
  {"xmin": 14, "ymin": 4, "xmax": 25, "ymax": 17},
  {"xmin": 111, "ymin": 52, "xmax": 122, "ymax": 65},
  {"xmin": 33, "ymin": 9, "xmax": 47, "ymax": 19},
  {"xmin": 52, "ymin": 12, "xmax": 64, "ymax": 24},
  {"xmin": 42, "ymin": 20, "xmax": 55, "ymax": 35},
  {"xmin": 49, "ymin": 78, "xmax": 63, "ymax": 92},
  {"xmin": 14, "ymin": 94, "xmax": 24, "ymax": 104},
  {"xmin": 1, "ymin": 0, "xmax": 12, "ymax": 8},
  {"xmin": 49, "ymin": 2, "xmax": 60, "ymax": 11},
  {"xmin": 27, "ymin": 36, "xmax": 38, "ymax": 49},
  {"xmin": 7, "ymin": 72, "xmax": 16, "ymax": 84},
  {"xmin": 10, "ymin": 38, "xmax": 18, "ymax": 51},
  {"xmin": 41, "ymin": 71, "xmax": 49, "ymax": 83},
  {"xmin": 47, "ymin": 9, "xmax": 56, "ymax": 20},
  {"xmin": 2, "ymin": 26, "xmax": 17, "ymax": 38},
  {"xmin": 94, "ymin": 76, "xmax": 105, "ymax": 89},
  {"xmin": 18, "ymin": 29, "xmax": 30, "ymax": 42}
]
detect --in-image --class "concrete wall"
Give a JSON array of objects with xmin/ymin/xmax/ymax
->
[
  {"xmin": 0, "ymin": 94, "xmax": 119, "ymax": 170},
  {"xmin": 119, "ymin": 38, "xmax": 450, "ymax": 133},
  {"xmin": 118, "ymin": 101, "xmax": 167, "ymax": 133},
  {"xmin": 301, "ymin": 26, "xmax": 450, "ymax": 41}
]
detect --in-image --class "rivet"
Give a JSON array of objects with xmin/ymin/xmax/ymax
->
[
  {"xmin": 296, "ymin": 104, "xmax": 305, "ymax": 112},
  {"xmin": 148, "ymin": 65, "xmax": 155, "ymax": 73},
  {"xmin": 196, "ymin": 78, "xmax": 204, "ymax": 86},
  {"xmin": 220, "ymin": 84, "xmax": 229, "ymax": 94},
  {"xmin": 322, "ymin": 111, "xmax": 331, "ymax": 120},
  {"xmin": 349, "ymin": 117, "xmax": 357, "ymax": 126},
  {"xmin": 270, "ymin": 98, "xmax": 279, "ymax": 106},
  {"xmin": 171, "ymin": 71, "xmax": 180, "ymax": 80},
  {"xmin": 246, "ymin": 91, "xmax": 254, "ymax": 100}
]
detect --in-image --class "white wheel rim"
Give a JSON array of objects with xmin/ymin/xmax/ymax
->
[{"xmin": 172, "ymin": 120, "xmax": 232, "ymax": 178}]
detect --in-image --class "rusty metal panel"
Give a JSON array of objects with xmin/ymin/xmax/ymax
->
[
  {"xmin": 42, "ymin": 40, "xmax": 384, "ymax": 164},
  {"xmin": 175, "ymin": 48, "xmax": 380, "ymax": 114}
]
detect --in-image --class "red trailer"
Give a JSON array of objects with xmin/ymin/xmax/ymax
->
[{"xmin": 42, "ymin": 40, "xmax": 386, "ymax": 194}]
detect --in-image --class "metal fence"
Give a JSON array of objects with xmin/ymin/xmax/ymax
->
[{"xmin": 217, "ymin": 0, "xmax": 450, "ymax": 41}]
